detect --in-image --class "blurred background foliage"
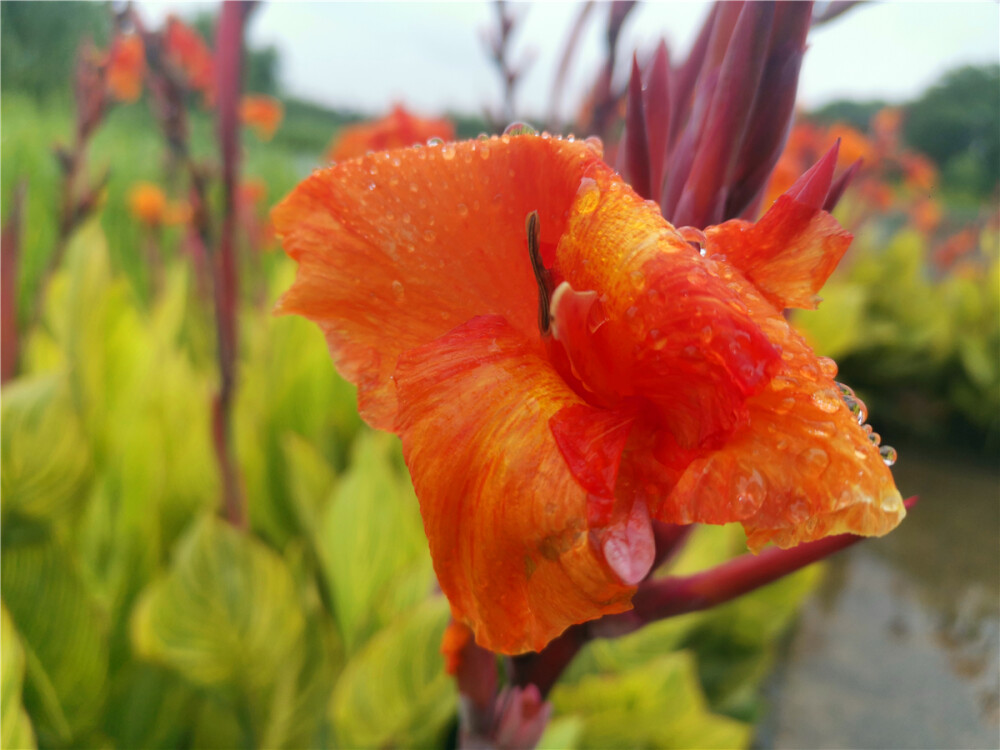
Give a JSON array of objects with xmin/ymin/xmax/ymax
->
[{"xmin": 1, "ymin": 3, "xmax": 998, "ymax": 749}]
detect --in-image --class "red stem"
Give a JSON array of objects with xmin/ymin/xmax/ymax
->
[
  {"xmin": 1, "ymin": 183, "xmax": 26, "ymax": 384},
  {"xmin": 513, "ymin": 496, "xmax": 917, "ymax": 696},
  {"xmin": 213, "ymin": 0, "xmax": 250, "ymax": 527}
]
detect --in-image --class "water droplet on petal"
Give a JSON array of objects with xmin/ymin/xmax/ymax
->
[
  {"xmin": 391, "ymin": 280, "xmax": 405, "ymax": 302},
  {"xmin": 423, "ymin": 230, "xmax": 436, "ymax": 242},
  {"xmin": 441, "ymin": 145, "xmax": 456, "ymax": 160},
  {"xmin": 575, "ymin": 178, "xmax": 600, "ymax": 214},
  {"xmin": 477, "ymin": 132, "xmax": 491, "ymax": 141},
  {"xmin": 817, "ymin": 356, "xmax": 839, "ymax": 378},
  {"xmin": 677, "ymin": 225, "xmax": 708, "ymax": 256},
  {"xmin": 503, "ymin": 121, "xmax": 537, "ymax": 136},
  {"xmin": 427, "ymin": 137, "xmax": 444, "ymax": 147},
  {"xmin": 583, "ymin": 135, "xmax": 603, "ymax": 155},
  {"xmin": 879, "ymin": 445, "xmax": 898, "ymax": 466},
  {"xmin": 811, "ymin": 388, "xmax": 842, "ymax": 413},
  {"xmin": 457, "ymin": 203, "xmax": 469, "ymax": 217}
]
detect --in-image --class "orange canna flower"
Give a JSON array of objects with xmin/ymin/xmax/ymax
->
[
  {"xmin": 128, "ymin": 182, "xmax": 169, "ymax": 226},
  {"xmin": 128, "ymin": 183, "xmax": 189, "ymax": 227},
  {"xmin": 239, "ymin": 178, "xmax": 268, "ymax": 207},
  {"xmin": 275, "ymin": 136, "xmax": 904, "ymax": 655},
  {"xmin": 901, "ymin": 153, "xmax": 937, "ymax": 193},
  {"xmin": 240, "ymin": 95, "xmax": 283, "ymax": 141},
  {"xmin": 912, "ymin": 196, "xmax": 943, "ymax": 235},
  {"xmin": 326, "ymin": 105, "xmax": 455, "ymax": 162},
  {"xmin": 106, "ymin": 33, "xmax": 146, "ymax": 103},
  {"xmin": 164, "ymin": 16, "xmax": 215, "ymax": 105}
]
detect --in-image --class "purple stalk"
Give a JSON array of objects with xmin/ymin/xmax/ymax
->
[
  {"xmin": 1, "ymin": 183, "xmax": 26, "ymax": 384},
  {"xmin": 672, "ymin": 1, "xmax": 775, "ymax": 227},
  {"xmin": 725, "ymin": 1, "xmax": 813, "ymax": 218},
  {"xmin": 642, "ymin": 40, "xmax": 671, "ymax": 205},
  {"xmin": 618, "ymin": 54, "xmax": 651, "ymax": 200},
  {"xmin": 824, "ymin": 158, "xmax": 863, "ymax": 212},
  {"xmin": 212, "ymin": 0, "xmax": 250, "ymax": 528}
]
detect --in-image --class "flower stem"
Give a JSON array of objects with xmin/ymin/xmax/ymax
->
[{"xmin": 212, "ymin": 0, "xmax": 251, "ymax": 527}]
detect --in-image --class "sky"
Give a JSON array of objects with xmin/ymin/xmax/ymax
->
[{"xmin": 144, "ymin": 1, "xmax": 1000, "ymax": 122}]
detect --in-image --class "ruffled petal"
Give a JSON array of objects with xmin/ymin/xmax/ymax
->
[
  {"xmin": 660, "ymin": 264, "xmax": 905, "ymax": 551},
  {"xmin": 394, "ymin": 315, "xmax": 635, "ymax": 654},
  {"xmin": 704, "ymin": 194, "xmax": 852, "ymax": 310},
  {"xmin": 273, "ymin": 136, "xmax": 606, "ymax": 429},
  {"xmin": 552, "ymin": 171, "xmax": 781, "ymax": 450}
]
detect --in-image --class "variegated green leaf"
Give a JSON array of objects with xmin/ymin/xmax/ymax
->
[
  {"xmin": 331, "ymin": 597, "xmax": 455, "ymax": 749},
  {"xmin": 1, "ymin": 604, "xmax": 37, "ymax": 750}
]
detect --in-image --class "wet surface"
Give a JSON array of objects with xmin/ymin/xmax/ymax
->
[{"xmin": 757, "ymin": 441, "xmax": 1000, "ymax": 749}]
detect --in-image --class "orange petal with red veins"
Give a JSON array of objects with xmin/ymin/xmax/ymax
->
[
  {"xmin": 704, "ymin": 194, "xmax": 852, "ymax": 311},
  {"xmin": 394, "ymin": 315, "xmax": 634, "ymax": 654},
  {"xmin": 273, "ymin": 136, "xmax": 606, "ymax": 429},
  {"xmin": 660, "ymin": 264, "xmax": 905, "ymax": 551},
  {"xmin": 553, "ymin": 172, "xmax": 781, "ymax": 450}
]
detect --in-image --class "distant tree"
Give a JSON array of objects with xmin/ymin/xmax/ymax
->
[
  {"xmin": 809, "ymin": 99, "xmax": 888, "ymax": 132},
  {"xmin": 0, "ymin": 1, "xmax": 110, "ymax": 96},
  {"xmin": 904, "ymin": 65, "xmax": 1000, "ymax": 196}
]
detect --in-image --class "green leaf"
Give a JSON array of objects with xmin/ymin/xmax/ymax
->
[
  {"xmin": 319, "ymin": 431, "xmax": 433, "ymax": 654},
  {"xmin": 537, "ymin": 716, "xmax": 584, "ymax": 750},
  {"xmin": 1, "ymin": 537, "xmax": 108, "ymax": 746},
  {"xmin": 281, "ymin": 432, "xmax": 337, "ymax": 534},
  {"xmin": 793, "ymin": 282, "xmax": 868, "ymax": 360},
  {"xmin": 1, "ymin": 604, "xmax": 37, "ymax": 750},
  {"xmin": 330, "ymin": 597, "xmax": 456, "ymax": 749},
  {"xmin": 550, "ymin": 651, "xmax": 750, "ymax": 750},
  {"xmin": 131, "ymin": 516, "xmax": 305, "ymax": 692},
  {"xmin": 0, "ymin": 374, "xmax": 92, "ymax": 525},
  {"xmin": 681, "ymin": 564, "xmax": 824, "ymax": 721},
  {"xmin": 102, "ymin": 664, "xmax": 195, "ymax": 750}
]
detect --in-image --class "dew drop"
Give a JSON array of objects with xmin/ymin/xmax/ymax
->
[
  {"xmin": 677, "ymin": 226, "xmax": 708, "ymax": 256},
  {"xmin": 500, "ymin": 134, "xmax": 512, "ymax": 145},
  {"xmin": 566, "ymin": 134, "xmax": 576, "ymax": 142},
  {"xmin": 479, "ymin": 144, "xmax": 491, "ymax": 160},
  {"xmin": 575, "ymin": 178, "xmax": 600, "ymax": 214},
  {"xmin": 457, "ymin": 203, "xmax": 469, "ymax": 217},
  {"xmin": 842, "ymin": 394, "xmax": 869, "ymax": 425},
  {"xmin": 477, "ymin": 132, "xmax": 491, "ymax": 141},
  {"xmin": 427, "ymin": 137, "xmax": 444, "ymax": 147},
  {"xmin": 402, "ymin": 212, "xmax": 411, "ymax": 224},
  {"xmin": 389, "ymin": 176, "xmax": 400, "ymax": 187},
  {"xmin": 879, "ymin": 445, "xmax": 898, "ymax": 466},
  {"xmin": 503, "ymin": 121, "xmax": 537, "ymax": 136},
  {"xmin": 441, "ymin": 145, "xmax": 456, "ymax": 160},
  {"xmin": 409, "ymin": 182, "xmax": 419, "ymax": 193},
  {"xmin": 423, "ymin": 230, "xmax": 436, "ymax": 242},
  {"xmin": 811, "ymin": 388, "xmax": 842, "ymax": 413},
  {"xmin": 817, "ymin": 356, "xmax": 838, "ymax": 378},
  {"xmin": 629, "ymin": 269, "xmax": 645, "ymax": 288},
  {"xmin": 391, "ymin": 280, "xmax": 405, "ymax": 302},
  {"xmin": 625, "ymin": 305, "xmax": 639, "ymax": 319},
  {"xmin": 583, "ymin": 135, "xmax": 603, "ymax": 154}
]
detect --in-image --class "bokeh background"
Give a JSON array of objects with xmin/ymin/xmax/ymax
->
[{"xmin": 1, "ymin": 2, "xmax": 997, "ymax": 749}]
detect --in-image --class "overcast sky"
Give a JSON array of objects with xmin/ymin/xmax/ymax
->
[{"xmin": 144, "ymin": 2, "xmax": 1000, "ymax": 122}]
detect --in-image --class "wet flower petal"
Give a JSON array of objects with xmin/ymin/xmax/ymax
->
[
  {"xmin": 274, "ymin": 136, "xmax": 605, "ymax": 429},
  {"xmin": 394, "ymin": 315, "xmax": 634, "ymax": 654},
  {"xmin": 661, "ymin": 264, "xmax": 905, "ymax": 551},
  {"xmin": 704, "ymin": 192, "xmax": 853, "ymax": 310}
]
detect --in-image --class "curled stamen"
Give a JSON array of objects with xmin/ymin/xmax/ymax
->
[{"xmin": 526, "ymin": 210, "xmax": 553, "ymax": 335}]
